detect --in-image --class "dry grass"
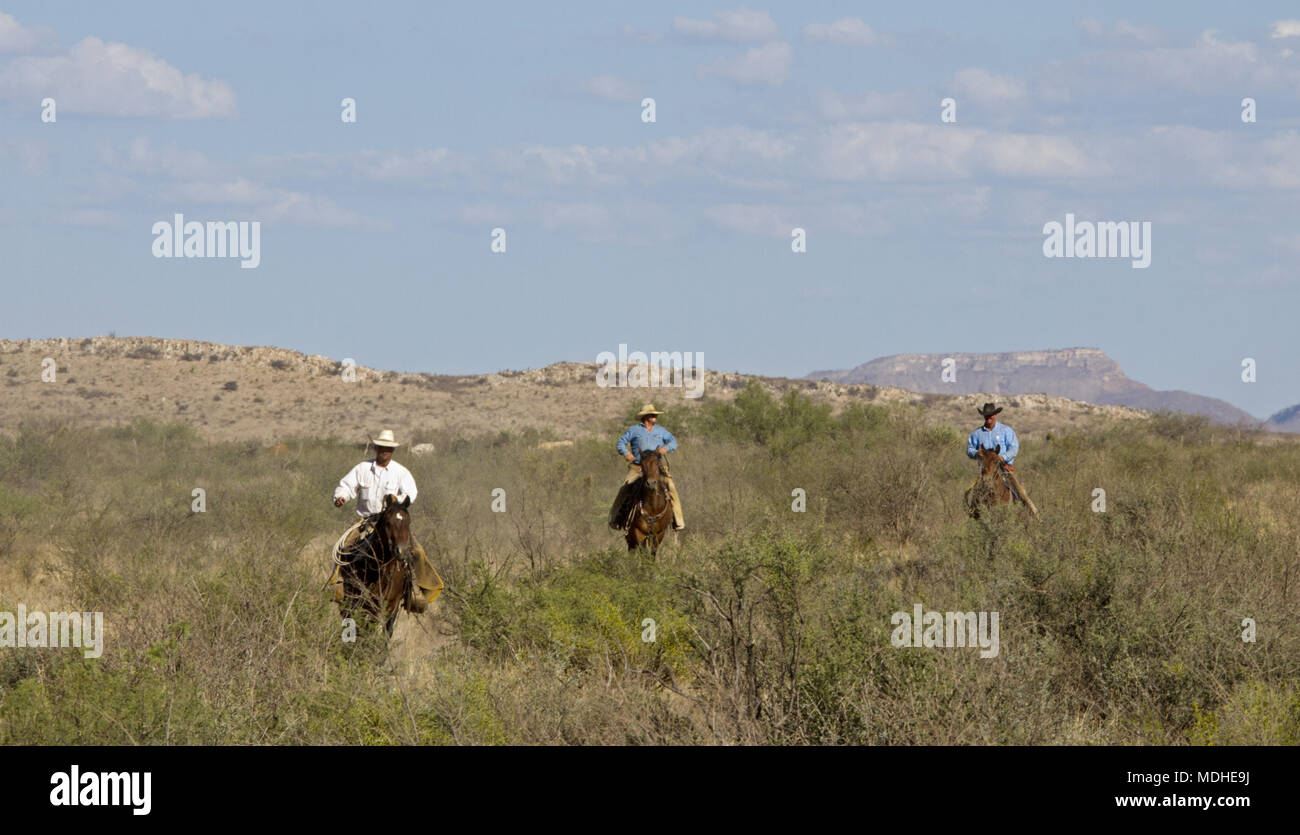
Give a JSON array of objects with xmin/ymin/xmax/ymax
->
[{"xmin": 0, "ymin": 392, "xmax": 1297, "ymax": 745}]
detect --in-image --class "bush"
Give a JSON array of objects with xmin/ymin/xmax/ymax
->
[{"xmin": 0, "ymin": 413, "xmax": 1295, "ymax": 745}]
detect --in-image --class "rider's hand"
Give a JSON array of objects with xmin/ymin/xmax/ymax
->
[
  {"xmin": 625, "ymin": 453, "xmax": 635, "ymax": 462},
  {"xmin": 656, "ymin": 446, "xmax": 667, "ymax": 455},
  {"xmin": 334, "ymin": 497, "xmax": 346, "ymax": 507}
]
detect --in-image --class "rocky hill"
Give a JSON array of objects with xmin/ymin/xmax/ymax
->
[
  {"xmin": 0, "ymin": 336, "xmax": 1155, "ymax": 446},
  {"xmin": 1266, "ymin": 403, "xmax": 1300, "ymax": 434},
  {"xmin": 807, "ymin": 348, "xmax": 1262, "ymax": 428}
]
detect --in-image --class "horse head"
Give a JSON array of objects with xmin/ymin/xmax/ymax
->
[
  {"xmin": 376, "ymin": 494, "xmax": 414, "ymax": 563},
  {"xmin": 639, "ymin": 450, "xmax": 663, "ymax": 490},
  {"xmin": 977, "ymin": 444, "xmax": 1004, "ymax": 476}
]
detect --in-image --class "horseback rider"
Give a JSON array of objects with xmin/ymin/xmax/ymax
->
[
  {"xmin": 608, "ymin": 404, "xmax": 685, "ymax": 531},
  {"xmin": 967, "ymin": 402, "xmax": 1018, "ymax": 467},
  {"xmin": 327, "ymin": 429, "xmax": 443, "ymax": 610},
  {"xmin": 967, "ymin": 402, "xmax": 1021, "ymax": 500}
]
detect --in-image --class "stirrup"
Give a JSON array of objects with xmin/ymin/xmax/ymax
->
[{"xmin": 405, "ymin": 584, "xmax": 427, "ymax": 613}]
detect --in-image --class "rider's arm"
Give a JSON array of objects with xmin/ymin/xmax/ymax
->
[
  {"xmin": 334, "ymin": 464, "xmax": 361, "ymax": 502},
  {"xmin": 616, "ymin": 426, "xmax": 636, "ymax": 457},
  {"xmin": 657, "ymin": 426, "xmax": 678, "ymax": 453},
  {"xmin": 966, "ymin": 431, "xmax": 980, "ymax": 459},
  {"xmin": 396, "ymin": 467, "xmax": 418, "ymax": 505},
  {"xmin": 1001, "ymin": 427, "xmax": 1019, "ymax": 464}
]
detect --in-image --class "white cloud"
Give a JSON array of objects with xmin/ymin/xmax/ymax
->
[
  {"xmin": 2, "ymin": 138, "xmax": 50, "ymax": 174},
  {"xmin": 500, "ymin": 126, "xmax": 797, "ymax": 189},
  {"xmin": 513, "ymin": 144, "xmax": 626, "ymax": 187},
  {"xmin": 63, "ymin": 209, "xmax": 122, "ymax": 228},
  {"xmin": 950, "ymin": 68, "xmax": 1027, "ymax": 106},
  {"xmin": 157, "ymin": 176, "xmax": 373, "ymax": 228},
  {"xmin": 811, "ymin": 122, "xmax": 1100, "ymax": 182},
  {"xmin": 99, "ymin": 137, "xmax": 218, "ymax": 179},
  {"xmin": 583, "ymin": 74, "xmax": 641, "ymax": 102},
  {"xmin": 699, "ymin": 42, "xmax": 791, "ymax": 85},
  {"xmin": 803, "ymin": 18, "xmax": 885, "ymax": 47},
  {"xmin": 258, "ymin": 192, "xmax": 371, "ymax": 228},
  {"xmin": 539, "ymin": 201, "xmax": 614, "ymax": 235},
  {"xmin": 0, "ymin": 12, "xmax": 49, "ymax": 53},
  {"xmin": 1077, "ymin": 18, "xmax": 1161, "ymax": 45},
  {"xmin": 1188, "ymin": 127, "xmax": 1300, "ymax": 189},
  {"xmin": 673, "ymin": 9, "xmax": 779, "ymax": 42},
  {"xmin": 1090, "ymin": 29, "xmax": 1295, "ymax": 91},
  {"xmin": 618, "ymin": 24, "xmax": 663, "ymax": 44},
  {"xmin": 164, "ymin": 178, "xmax": 279, "ymax": 204},
  {"xmin": 255, "ymin": 148, "xmax": 470, "ymax": 187},
  {"xmin": 817, "ymin": 89, "xmax": 912, "ymax": 120},
  {"xmin": 0, "ymin": 36, "xmax": 236, "ymax": 118},
  {"xmin": 342, "ymin": 148, "xmax": 464, "ymax": 184},
  {"xmin": 702, "ymin": 202, "xmax": 794, "ymax": 237},
  {"xmin": 1113, "ymin": 20, "xmax": 1161, "ymax": 44},
  {"xmin": 457, "ymin": 204, "xmax": 511, "ymax": 226},
  {"xmin": 1270, "ymin": 20, "xmax": 1300, "ymax": 39}
]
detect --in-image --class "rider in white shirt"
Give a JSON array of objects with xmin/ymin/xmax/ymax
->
[{"xmin": 328, "ymin": 430, "xmax": 442, "ymax": 610}]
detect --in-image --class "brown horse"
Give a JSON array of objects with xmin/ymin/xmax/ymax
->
[
  {"xmin": 965, "ymin": 445, "xmax": 1015, "ymax": 519},
  {"xmin": 626, "ymin": 452, "xmax": 672, "ymax": 554},
  {"xmin": 336, "ymin": 494, "xmax": 418, "ymax": 637}
]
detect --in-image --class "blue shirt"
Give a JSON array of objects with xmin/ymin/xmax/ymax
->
[
  {"xmin": 617, "ymin": 424, "xmax": 678, "ymax": 462},
  {"xmin": 967, "ymin": 422, "xmax": 1019, "ymax": 465}
]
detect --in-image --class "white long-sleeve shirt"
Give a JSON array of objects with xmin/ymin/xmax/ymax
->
[{"xmin": 334, "ymin": 459, "xmax": 418, "ymax": 516}]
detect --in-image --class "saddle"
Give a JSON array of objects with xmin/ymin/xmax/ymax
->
[
  {"xmin": 965, "ymin": 468, "xmax": 1022, "ymax": 504},
  {"xmin": 326, "ymin": 516, "xmax": 380, "ymax": 595},
  {"xmin": 611, "ymin": 483, "xmax": 672, "ymax": 531},
  {"xmin": 335, "ymin": 516, "xmax": 379, "ymax": 561}
]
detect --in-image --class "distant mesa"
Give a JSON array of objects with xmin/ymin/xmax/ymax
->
[
  {"xmin": 1266, "ymin": 403, "xmax": 1300, "ymax": 435},
  {"xmin": 807, "ymin": 348, "xmax": 1267, "ymax": 429}
]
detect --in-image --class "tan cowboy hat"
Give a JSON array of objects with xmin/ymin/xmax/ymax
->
[
  {"xmin": 977, "ymin": 402, "xmax": 1003, "ymax": 417},
  {"xmin": 371, "ymin": 429, "xmax": 400, "ymax": 448},
  {"xmin": 637, "ymin": 404, "xmax": 663, "ymax": 419}
]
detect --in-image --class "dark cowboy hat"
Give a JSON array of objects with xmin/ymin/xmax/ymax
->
[{"xmin": 977, "ymin": 402, "xmax": 1003, "ymax": 417}]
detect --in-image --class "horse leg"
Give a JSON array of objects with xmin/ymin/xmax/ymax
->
[
  {"xmin": 380, "ymin": 563, "xmax": 408, "ymax": 637},
  {"xmin": 626, "ymin": 507, "xmax": 642, "ymax": 551}
]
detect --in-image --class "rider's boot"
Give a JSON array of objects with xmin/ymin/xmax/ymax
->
[
  {"xmin": 406, "ymin": 582, "xmax": 428, "ymax": 613},
  {"xmin": 666, "ymin": 476, "xmax": 685, "ymax": 530}
]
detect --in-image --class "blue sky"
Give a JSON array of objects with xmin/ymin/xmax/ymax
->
[{"xmin": 2, "ymin": 2, "xmax": 1299, "ymax": 418}]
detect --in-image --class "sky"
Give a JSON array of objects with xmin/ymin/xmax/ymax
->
[{"xmin": 1, "ymin": 2, "xmax": 1298, "ymax": 418}]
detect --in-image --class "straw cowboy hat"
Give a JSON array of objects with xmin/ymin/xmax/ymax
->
[
  {"xmin": 637, "ymin": 404, "xmax": 664, "ymax": 419},
  {"xmin": 977, "ymin": 402, "xmax": 1003, "ymax": 417},
  {"xmin": 371, "ymin": 429, "xmax": 401, "ymax": 448}
]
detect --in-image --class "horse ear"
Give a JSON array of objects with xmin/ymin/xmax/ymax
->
[
  {"xmin": 994, "ymin": 444, "xmax": 1001, "ymax": 454},
  {"xmin": 402, "ymin": 496, "xmax": 411, "ymax": 508},
  {"xmin": 383, "ymin": 494, "xmax": 394, "ymax": 508}
]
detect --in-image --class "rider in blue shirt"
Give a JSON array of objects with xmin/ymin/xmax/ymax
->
[
  {"xmin": 967, "ymin": 402, "xmax": 1019, "ymax": 467},
  {"xmin": 617, "ymin": 422, "xmax": 678, "ymax": 462},
  {"xmin": 609, "ymin": 404, "xmax": 684, "ymax": 531}
]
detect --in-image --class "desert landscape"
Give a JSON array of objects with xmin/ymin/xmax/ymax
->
[
  {"xmin": 1, "ymin": 336, "xmax": 1154, "ymax": 444},
  {"xmin": 2, "ymin": 336, "xmax": 1296, "ymax": 745}
]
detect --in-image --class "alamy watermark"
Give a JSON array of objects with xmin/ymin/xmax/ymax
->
[
  {"xmin": 152, "ymin": 213, "xmax": 261, "ymax": 269},
  {"xmin": 890, "ymin": 603, "xmax": 999, "ymax": 658},
  {"xmin": 50, "ymin": 765, "xmax": 150, "ymax": 815},
  {"xmin": 596, "ymin": 344, "xmax": 705, "ymax": 399},
  {"xmin": 1, "ymin": 605, "xmax": 104, "ymax": 658},
  {"xmin": 1042, "ymin": 213, "xmax": 1151, "ymax": 268}
]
